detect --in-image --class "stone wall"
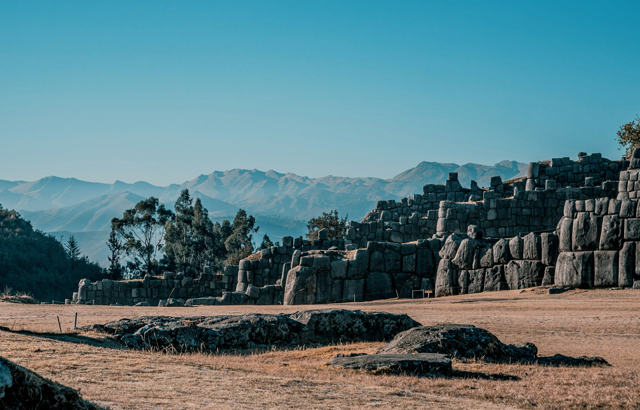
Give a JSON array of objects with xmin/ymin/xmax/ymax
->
[
  {"xmin": 72, "ymin": 151, "xmax": 639, "ymax": 306},
  {"xmin": 73, "ymin": 266, "xmax": 238, "ymax": 306},
  {"xmin": 555, "ymin": 197, "xmax": 640, "ymax": 288}
]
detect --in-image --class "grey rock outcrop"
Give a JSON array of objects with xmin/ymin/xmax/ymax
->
[
  {"xmin": 0, "ymin": 356, "xmax": 103, "ymax": 410},
  {"xmin": 328, "ymin": 353, "xmax": 451, "ymax": 375}
]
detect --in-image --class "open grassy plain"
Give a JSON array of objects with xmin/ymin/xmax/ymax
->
[{"xmin": 1, "ymin": 288, "xmax": 639, "ymax": 409}]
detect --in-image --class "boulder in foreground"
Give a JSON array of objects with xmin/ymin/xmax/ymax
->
[
  {"xmin": 329, "ymin": 353, "xmax": 451, "ymax": 375},
  {"xmin": 0, "ymin": 356, "xmax": 103, "ymax": 410},
  {"xmin": 82, "ymin": 309, "xmax": 420, "ymax": 352},
  {"xmin": 378, "ymin": 324, "xmax": 608, "ymax": 366}
]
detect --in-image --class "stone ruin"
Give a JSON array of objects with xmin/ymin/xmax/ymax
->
[{"xmin": 71, "ymin": 150, "xmax": 640, "ymax": 306}]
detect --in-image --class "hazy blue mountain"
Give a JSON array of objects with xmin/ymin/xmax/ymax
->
[{"xmin": 3, "ymin": 160, "xmax": 527, "ymax": 266}]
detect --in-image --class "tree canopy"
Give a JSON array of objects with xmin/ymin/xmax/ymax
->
[
  {"xmin": 0, "ymin": 206, "xmax": 104, "ymax": 301},
  {"xmin": 616, "ymin": 114, "xmax": 640, "ymax": 158},
  {"xmin": 306, "ymin": 210, "xmax": 348, "ymax": 240}
]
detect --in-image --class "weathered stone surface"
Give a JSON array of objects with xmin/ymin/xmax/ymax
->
[
  {"xmin": 315, "ymin": 270, "xmax": 333, "ymax": 304},
  {"xmin": 541, "ymin": 233, "xmax": 559, "ymax": 265},
  {"xmin": 88, "ymin": 310, "xmax": 420, "ymax": 352},
  {"xmin": 594, "ymin": 251, "xmax": 618, "ymax": 287},
  {"xmin": 484, "ymin": 265, "xmax": 507, "ymax": 292},
  {"xmin": 492, "ymin": 239, "xmax": 510, "ymax": 264},
  {"xmin": 619, "ymin": 242, "xmax": 635, "ymax": 287},
  {"xmin": 383, "ymin": 249, "xmax": 402, "ymax": 274},
  {"xmin": 554, "ymin": 251, "xmax": 594, "ymax": 288},
  {"xmin": 343, "ymin": 279, "xmax": 365, "ymax": 302},
  {"xmin": 283, "ymin": 266, "xmax": 317, "ymax": 305},
  {"xmin": 542, "ymin": 266, "xmax": 555, "ymax": 286},
  {"xmin": 624, "ymin": 219, "xmax": 640, "ymax": 240},
  {"xmin": 468, "ymin": 269, "xmax": 485, "ymax": 294},
  {"xmin": 523, "ymin": 232, "xmax": 542, "ymax": 260},
  {"xmin": 365, "ymin": 272, "xmax": 395, "ymax": 301},
  {"xmin": 599, "ymin": 215, "xmax": 623, "ymax": 250},
  {"xmin": 572, "ymin": 212, "xmax": 601, "ymax": 251},
  {"xmin": 509, "ymin": 236, "xmax": 523, "ymax": 259},
  {"xmin": 291, "ymin": 250, "xmax": 302, "ymax": 268},
  {"xmin": 451, "ymin": 238, "xmax": 478, "ymax": 270},
  {"xmin": 439, "ymin": 234, "xmax": 464, "ymax": 259},
  {"xmin": 347, "ymin": 249, "xmax": 370, "ymax": 279},
  {"xmin": 415, "ymin": 248, "xmax": 435, "ymax": 277},
  {"xmin": 330, "ymin": 260, "xmax": 347, "ymax": 280},
  {"xmin": 559, "ymin": 217, "xmax": 573, "ymax": 252},
  {"xmin": 458, "ymin": 270, "xmax": 469, "ymax": 294},
  {"xmin": 369, "ymin": 251, "xmax": 385, "ymax": 272},
  {"xmin": 328, "ymin": 353, "xmax": 451, "ymax": 375},
  {"xmin": 506, "ymin": 260, "xmax": 544, "ymax": 289},
  {"xmin": 245, "ymin": 285, "xmax": 260, "ymax": 300},
  {"xmin": 0, "ymin": 356, "xmax": 104, "ymax": 409},
  {"xmin": 393, "ymin": 273, "xmax": 422, "ymax": 298},
  {"xmin": 377, "ymin": 324, "xmax": 537, "ymax": 362},
  {"xmin": 435, "ymin": 259, "xmax": 458, "ymax": 297},
  {"xmin": 376, "ymin": 324, "xmax": 608, "ymax": 367},
  {"xmin": 474, "ymin": 246, "xmax": 493, "ymax": 268}
]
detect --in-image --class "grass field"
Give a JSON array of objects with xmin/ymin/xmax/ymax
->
[{"xmin": 1, "ymin": 288, "xmax": 639, "ymax": 409}]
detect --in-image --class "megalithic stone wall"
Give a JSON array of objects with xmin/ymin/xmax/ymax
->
[
  {"xmin": 71, "ymin": 151, "xmax": 639, "ymax": 306},
  {"xmin": 555, "ymin": 197, "xmax": 640, "ymax": 288}
]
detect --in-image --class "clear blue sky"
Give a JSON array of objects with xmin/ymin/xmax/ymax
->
[{"xmin": 1, "ymin": 1, "xmax": 639, "ymax": 185}]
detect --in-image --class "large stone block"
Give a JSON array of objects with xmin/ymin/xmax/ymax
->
[
  {"xmin": 506, "ymin": 260, "xmax": 544, "ymax": 289},
  {"xmin": 599, "ymin": 215, "xmax": 623, "ymax": 250},
  {"xmin": 370, "ymin": 251, "xmax": 385, "ymax": 271},
  {"xmin": 618, "ymin": 242, "xmax": 634, "ymax": 287},
  {"xmin": 483, "ymin": 265, "xmax": 507, "ymax": 292},
  {"xmin": 451, "ymin": 238, "xmax": 478, "ymax": 270},
  {"xmin": 542, "ymin": 266, "xmax": 555, "ymax": 286},
  {"xmin": 623, "ymin": 219, "xmax": 640, "ymax": 240},
  {"xmin": 559, "ymin": 217, "xmax": 573, "ymax": 252},
  {"xmin": 343, "ymin": 279, "xmax": 365, "ymax": 302},
  {"xmin": 393, "ymin": 273, "xmax": 422, "ymax": 298},
  {"xmin": 415, "ymin": 248, "xmax": 435, "ymax": 278},
  {"xmin": 316, "ymin": 270, "xmax": 333, "ymax": 304},
  {"xmin": 523, "ymin": 232, "xmax": 542, "ymax": 260},
  {"xmin": 283, "ymin": 266, "xmax": 317, "ymax": 305},
  {"xmin": 492, "ymin": 239, "xmax": 510, "ymax": 264},
  {"xmin": 435, "ymin": 259, "xmax": 459, "ymax": 297},
  {"xmin": 478, "ymin": 247, "xmax": 493, "ymax": 268},
  {"xmin": 572, "ymin": 212, "xmax": 601, "ymax": 251},
  {"xmin": 554, "ymin": 251, "xmax": 594, "ymax": 288},
  {"xmin": 468, "ymin": 269, "xmax": 485, "ymax": 294},
  {"xmin": 384, "ymin": 249, "xmax": 402, "ymax": 273},
  {"xmin": 594, "ymin": 251, "xmax": 618, "ymax": 287},
  {"xmin": 541, "ymin": 233, "xmax": 559, "ymax": 265},
  {"xmin": 347, "ymin": 249, "xmax": 370, "ymax": 279},
  {"xmin": 509, "ymin": 236, "xmax": 523, "ymax": 260},
  {"xmin": 365, "ymin": 271, "xmax": 395, "ymax": 301},
  {"xmin": 331, "ymin": 260, "xmax": 347, "ymax": 280},
  {"xmin": 402, "ymin": 254, "xmax": 416, "ymax": 273},
  {"xmin": 439, "ymin": 234, "xmax": 463, "ymax": 259},
  {"xmin": 458, "ymin": 271, "xmax": 469, "ymax": 294}
]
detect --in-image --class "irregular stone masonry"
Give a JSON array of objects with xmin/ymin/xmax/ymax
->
[
  {"xmin": 73, "ymin": 234, "xmax": 346, "ymax": 306},
  {"xmin": 73, "ymin": 151, "xmax": 640, "ymax": 306}
]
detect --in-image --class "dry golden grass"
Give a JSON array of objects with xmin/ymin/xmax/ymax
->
[{"xmin": 1, "ymin": 288, "xmax": 640, "ymax": 409}]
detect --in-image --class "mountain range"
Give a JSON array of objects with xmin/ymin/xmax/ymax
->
[{"xmin": 2, "ymin": 160, "xmax": 527, "ymax": 266}]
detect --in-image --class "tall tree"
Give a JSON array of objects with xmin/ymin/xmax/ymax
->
[
  {"xmin": 258, "ymin": 234, "xmax": 274, "ymax": 250},
  {"xmin": 106, "ymin": 229, "xmax": 123, "ymax": 280},
  {"xmin": 111, "ymin": 197, "xmax": 174, "ymax": 278},
  {"xmin": 616, "ymin": 114, "xmax": 640, "ymax": 158},
  {"xmin": 224, "ymin": 209, "xmax": 259, "ymax": 265},
  {"xmin": 164, "ymin": 189, "xmax": 195, "ymax": 274},
  {"xmin": 64, "ymin": 235, "xmax": 81, "ymax": 262},
  {"xmin": 306, "ymin": 210, "xmax": 348, "ymax": 240}
]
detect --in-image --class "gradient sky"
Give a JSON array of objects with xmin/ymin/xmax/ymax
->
[{"xmin": 1, "ymin": 1, "xmax": 639, "ymax": 185}]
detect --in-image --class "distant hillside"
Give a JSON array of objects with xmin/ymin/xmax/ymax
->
[{"xmin": 2, "ymin": 160, "xmax": 528, "ymax": 266}]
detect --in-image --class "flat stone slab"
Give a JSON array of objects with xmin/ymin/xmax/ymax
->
[{"xmin": 329, "ymin": 353, "xmax": 451, "ymax": 375}]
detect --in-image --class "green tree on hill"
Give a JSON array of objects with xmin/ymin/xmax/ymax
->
[
  {"xmin": 306, "ymin": 210, "xmax": 348, "ymax": 240},
  {"xmin": 616, "ymin": 114, "xmax": 640, "ymax": 158}
]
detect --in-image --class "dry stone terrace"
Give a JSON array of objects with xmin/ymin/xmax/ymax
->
[{"xmin": 71, "ymin": 150, "xmax": 640, "ymax": 306}]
